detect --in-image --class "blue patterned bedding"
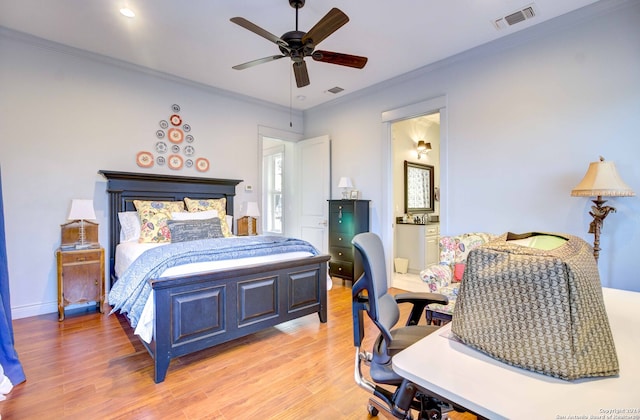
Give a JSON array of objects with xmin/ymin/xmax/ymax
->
[{"xmin": 109, "ymin": 236, "xmax": 319, "ymax": 328}]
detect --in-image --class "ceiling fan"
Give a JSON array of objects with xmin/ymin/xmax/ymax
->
[{"xmin": 230, "ymin": 0, "xmax": 368, "ymax": 88}]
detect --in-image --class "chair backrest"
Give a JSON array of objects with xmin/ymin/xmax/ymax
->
[{"xmin": 352, "ymin": 232, "xmax": 399, "ymax": 346}]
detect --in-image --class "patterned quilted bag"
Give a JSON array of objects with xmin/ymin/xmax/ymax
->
[{"xmin": 451, "ymin": 232, "xmax": 619, "ymax": 380}]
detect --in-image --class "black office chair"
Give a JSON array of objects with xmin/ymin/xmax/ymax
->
[{"xmin": 352, "ymin": 232, "xmax": 450, "ymax": 420}]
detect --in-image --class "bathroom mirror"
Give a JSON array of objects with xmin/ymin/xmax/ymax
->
[{"xmin": 404, "ymin": 161, "xmax": 434, "ymax": 213}]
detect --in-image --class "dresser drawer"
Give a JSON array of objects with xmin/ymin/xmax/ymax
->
[
  {"xmin": 329, "ymin": 231, "xmax": 354, "ymax": 246},
  {"xmin": 60, "ymin": 250, "xmax": 102, "ymax": 265},
  {"xmin": 330, "ymin": 245, "xmax": 353, "ymax": 261},
  {"xmin": 329, "ymin": 260, "xmax": 354, "ymax": 278}
]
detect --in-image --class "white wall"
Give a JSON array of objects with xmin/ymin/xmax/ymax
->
[
  {"xmin": 0, "ymin": 31, "xmax": 303, "ymax": 318},
  {"xmin": 305, "ymin": 0, "xmax": 640, "ymax": 292}
]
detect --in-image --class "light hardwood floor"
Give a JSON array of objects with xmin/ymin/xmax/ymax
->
[{"xmin": 1, "ymin": 279, "xmax": 475, "ymax": 419}]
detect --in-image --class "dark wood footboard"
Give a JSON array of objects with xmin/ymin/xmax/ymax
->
[{"xmin": 147, "ymin": 255, "xmax": 329, "ymax": 383}]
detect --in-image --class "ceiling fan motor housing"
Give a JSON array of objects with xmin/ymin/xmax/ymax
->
[{"xmin": 289, "ymin": 0, "xmax": 305, "ymax": 9}]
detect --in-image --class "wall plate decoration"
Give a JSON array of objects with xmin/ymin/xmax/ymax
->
[
  {"xmin": 169, "ymin": 114, "xmax": 182, "ymax": 126},
  {"xmin": 140, "ymin": 104, "xmax": 209, "ymax": 171},
  {"xmin": 168, "ymin": 154, "xmax": 183, "ymax": 170},
  {"xmin": 167, "ymin": 128, "xmax": 184, "ymax": 144},
  {"xmin": 195, "ymin": 158, "xmax": 210, "ymax": 172},
  {"xmin": 136, "ymin": 151, "xmax": 154, "ymax": 168}
]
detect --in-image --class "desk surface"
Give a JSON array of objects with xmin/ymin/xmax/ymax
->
[{"xmin": 392, "ymin": 287, "xmax": 640, "ymax": 420}]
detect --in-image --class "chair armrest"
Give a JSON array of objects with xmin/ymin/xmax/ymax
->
[
  {"xmin": 394, "ymin": 292, "xmax": 449, "ymax": 326},
  {"xmin": 395, "ymin": 292, "xmax": 448, "ymax": 306}
]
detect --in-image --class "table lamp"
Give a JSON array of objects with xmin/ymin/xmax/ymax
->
[
  {"xmin": 338, "ymin": 177, "xmax": 353, "ymax": 199},
  {"xmin": 67, "ymin": 199, "xmax": 97, "ymax": 249},
  {"xmin": 570, "ymin": 157, "xmax": 635, "ymax": 262}
]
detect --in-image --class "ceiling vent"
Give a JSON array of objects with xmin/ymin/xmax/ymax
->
[
  {"xmin": 494, "ymin": 4, "xmax": 537, "ymax": 30},
  {"xmin": 327, "ymin": 87, "xmax": 344, "ymax": 94}
]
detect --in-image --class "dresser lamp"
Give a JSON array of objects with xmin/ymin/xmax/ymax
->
[
  {"xmin": 570, "ymin": 157, "xmax": 635, "ymax": 262},
  {"xmin": 67, "ymin": 199, "xmax": 97, "ymax": 249},
  {"xmin": 338, "ymin": 177, "xmax": 353, "ymax": 199},
  {"xmin": 237, "ymin": 202, "xmax": 260, "ymax": 236}
]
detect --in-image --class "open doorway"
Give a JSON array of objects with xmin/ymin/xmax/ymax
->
[
  {"xmin": 381, "ymin": 95, "xmax": 448, "ymax": 292},
  {"xmin": 391, "ymin": 113, "xmax": 441, "ymax": 292},
  {"xmin": 259, "ymin": 133, "xmax": 331, "ymax": 254}
]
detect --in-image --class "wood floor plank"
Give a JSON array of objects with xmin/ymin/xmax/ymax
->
[{"xmin": 1, "ymin": 280, "xmax": 476, "ymax": 419}]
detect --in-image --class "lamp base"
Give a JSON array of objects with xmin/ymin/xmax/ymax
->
[{"xmin": 588, "ymin": 196, "xmax": 616, "ymax": 263}]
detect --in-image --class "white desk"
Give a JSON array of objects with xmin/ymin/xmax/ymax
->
[{"xmin": 393, "ymin": 288, "xmax": 640, "ymax": 420}]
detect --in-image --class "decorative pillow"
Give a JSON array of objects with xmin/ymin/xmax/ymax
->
[
  {"xmin": 133, "ymin": 200, "xmax": 185, "ymax": 243},
  {"xmin": 166, "ymin": 218, "xmax": 225, "ymax": 242},
  {"xmin": 118, "ymin": 211, "xmax": 141, "ymax": 243},
  {"xmin": 184, "ymin": 197, "xmax": 233, "ymax": 237},
  {"xmin": 171, "ymin": 209, "xmax": 218, "ymax": 221},
  {"xmin": 453, "ymin": 263, "xmax": 466, "ymax": 282}
]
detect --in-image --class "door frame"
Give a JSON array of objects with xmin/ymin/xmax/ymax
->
[{"xmin": 381, "ymin": 96, "xmax": 449, "ymax": 288}]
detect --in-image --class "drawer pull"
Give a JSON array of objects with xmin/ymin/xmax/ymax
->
[
  {"xmin": 338, "ymin": 267, "xmax": 342, "ymax": 271},
  {"xmin": 338, "ymin": 237, "xmax": 342, "ymax": 241},
  {"xmin": 338, "ymin": 252, "xmax": 343, "ymax": 256}
]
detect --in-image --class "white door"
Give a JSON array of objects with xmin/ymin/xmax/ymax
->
[{"xmin": 294, "ymin": 135, "xmax": 331, "ymax": 253}]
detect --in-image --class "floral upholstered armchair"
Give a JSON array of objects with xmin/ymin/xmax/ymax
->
[{"xmin": 419, "ymin": 232, "xmax": 496, "ymax": 324}]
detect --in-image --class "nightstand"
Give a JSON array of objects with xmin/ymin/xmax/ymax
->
[{"xmin": 56, "ymin": 247, "xmax": 104, "ymax": 321}]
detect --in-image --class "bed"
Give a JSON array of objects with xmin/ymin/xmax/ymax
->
[{"xmin": 99, "ymin": 170, "xmax": 330, "ymax": 383}]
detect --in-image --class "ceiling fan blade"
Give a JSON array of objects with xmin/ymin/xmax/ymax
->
[
  {"xmin": 312, "ymin": 50, "xmax": 368, "ymax": 69},
  {"xmin": 230, "ymin": 17, "xmax": 289, "ymax": 48},
  {"xmin": 293, "ymin": 61, "xmax": 310, "ymax": 88},
  {"xmin": 233, "ymin": 55, "xmax": 286, "ymax": 70},
  {"xmin": 301, "ymin": 8, "xmax": 349, "ymax": 47}
]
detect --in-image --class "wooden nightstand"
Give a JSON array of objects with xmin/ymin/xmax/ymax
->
[{"xmin": 56, "ymin": 247, "xmax": 104, "ymax": 321}]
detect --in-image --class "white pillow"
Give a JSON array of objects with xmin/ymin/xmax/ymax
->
[
  {"xmin": 118, "ymin": 211, "xmax": 141, "ymax": 243},
  {"xmin": 171, "ymin": 209, "xmax": 218, "ymax": 221}
]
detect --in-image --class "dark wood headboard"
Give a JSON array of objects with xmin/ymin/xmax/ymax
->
[{"xmin": 99, "ymin": 170, "xmax": 242, "ymax": 285}]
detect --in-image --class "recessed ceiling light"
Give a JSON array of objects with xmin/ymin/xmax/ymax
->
[
  {"xmin": 119, "ymin": 8, "xmax": 136, "ymax": 18},
  {"xmin": 296, "ymin": 95, "xmax": 306, "ymax": 101}
]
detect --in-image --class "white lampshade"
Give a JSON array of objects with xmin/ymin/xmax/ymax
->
[
  {"xmin": 245, "ymin": 201, "xmax": 260, "ymax": 218},
  {"xmin": 68, "ymin": 199, "xmax": 96, "ymax": 221},
  {"xmin": 570, "ymin": 158, "xmax": 635, "ymax": 198},
  {"xmin": 337, "ymin": 177, "xmax": 353, "ymax": 189}
]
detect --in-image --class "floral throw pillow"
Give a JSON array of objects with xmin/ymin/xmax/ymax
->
[
  {"xmin": 184, "ymin": 197, "xmax": 233, "ymax": 237},
  {"xmin": 133, "ymin": 200, "xmax": 185, "ymax": 243}
]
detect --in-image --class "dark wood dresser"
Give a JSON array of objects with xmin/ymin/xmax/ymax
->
[{"xmin": 328, "ymin": 200, "xmax": 370, "ymax": 283}]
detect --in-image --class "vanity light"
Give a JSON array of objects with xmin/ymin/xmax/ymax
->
[
  {"xmin": 119, "ymin": 8, "xmax": 136, "ymax": 18},
  {"xmin": 417, "ymin": 140, "xmax": 431, "ymax": 159}
]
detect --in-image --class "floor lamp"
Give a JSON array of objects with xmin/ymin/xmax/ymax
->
[{"xmin": 570, "ymin": 157, "xmax": 635, "ymax": 263}]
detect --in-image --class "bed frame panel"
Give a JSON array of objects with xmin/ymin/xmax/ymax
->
[{"xmin": 99, "ymin": 170, "xmax": 329, "ymax": 383}]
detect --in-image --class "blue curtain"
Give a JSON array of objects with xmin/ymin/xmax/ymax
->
[{"xmin": 0, "ymin": 168, "xmax": 25, "ymax": 385}]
